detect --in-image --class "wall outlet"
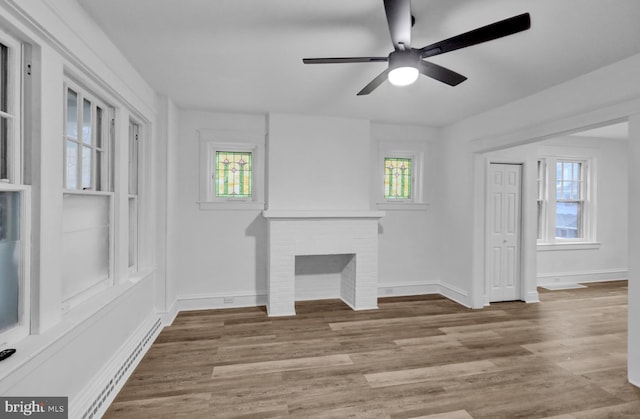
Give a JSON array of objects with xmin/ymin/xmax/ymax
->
[
  {"xmin": 385, "ymin": 288, "xmax": 393, "ymax": 295},
  {"xmin": 223, "ymin": 297, "xmax": 235, "ymax": 304}
]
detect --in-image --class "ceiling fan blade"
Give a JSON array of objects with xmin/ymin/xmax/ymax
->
[
  {"xmin": 420, "ymin": 13, "xmax": 531, "ymax": 58},
  {"xmin": 384, "ymin": 0, "xmax": 412, "ymax": 50},
  {"xmin": 418, "ymin": 60, "xmax": 467, "ymax": 86},
  {"xmin": 303, "ymin": 57, "xmax": 388, "ymax": 64},
  {"xmin": 357, "ymin": 69, "xmax": 390, "ymax": 96}
]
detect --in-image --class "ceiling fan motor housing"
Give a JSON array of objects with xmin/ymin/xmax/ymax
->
[{"xmin": 388, "ymin": 49, "xmax": 421, "ymax": 70}]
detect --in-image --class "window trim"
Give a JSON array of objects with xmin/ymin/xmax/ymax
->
[
  {"xmin": 537, "ymin": 155, "xmax": 599, "ymax": 248},
  {"xmin": 198, "ymin": 130, "xmax": 265, "ymax": 211},
  {"xmin": 128, "ymin": 120, "xmax": 140, "ymax": 272}
]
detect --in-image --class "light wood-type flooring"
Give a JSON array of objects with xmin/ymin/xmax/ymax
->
[{"xmin": 104, "ymin": 281, "xmax": 640, "ymax": 418}]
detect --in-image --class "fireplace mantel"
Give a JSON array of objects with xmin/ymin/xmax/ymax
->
[
  {"xmin": 262, "ymin": 210, "xmax": 385, "ymax": 220},
  {"xmin": 263, "ymin": 209, "xmax": 385, "ymax": 316}
]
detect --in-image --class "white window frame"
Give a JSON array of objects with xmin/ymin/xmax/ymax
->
[
  {"xmin": 537, "ymin": 155, "xmax": 599, "ymax": 251},
  {"xmin": 536, "ymin": 159, "xmax": 547, "ymax": 241},
  {"xmin": 0, "ymin": 31, "xmax": 22, "ymax": 184},
  {"xmin": 128, "ymin": 120, "xmax": 139, "ymax": 272},
  {"xmin": 63, "ymin": 79, "xmax": 112, "ymax": 192},
  {"xmin": 376, "ymin": 140, "xmax": 428, "ymax": 210},
  {"xmin": 61, "ymin": 78, "xmax": 116, "ymax": 310},
  {"xmin": 198, "ymin": 130, "xmax": 265, "ymax": 210},
  {"xmin": 61, "ymin": 190, "xmax": 114, "ymax": 311},
  {"xmin": 0, "ymin": 30, "xmax": 30, "ymax": 346}
]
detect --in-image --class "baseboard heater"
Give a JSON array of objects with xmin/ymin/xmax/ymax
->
[{"xmin": 81, "ymin": 318, "xmax": 162, "ymax": 419}]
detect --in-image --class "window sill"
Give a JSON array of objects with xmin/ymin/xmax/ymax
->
[
  {"xmin": 198, "ymin": 201, "xmax": 265, "ymax": 211},
  {"xmin": 537, "ymin": 242, "xmax": 601, "ymax": 251},
  {"xmin": 63, "ymin": 189, "xmax": 113, "ymax": 197},
  {"xmin": 376, "ymin": 202, "xmax": 430, "ymax": 211}
]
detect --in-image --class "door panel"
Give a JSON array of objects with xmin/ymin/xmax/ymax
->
[{"xmin": 487, "ymin": 163, "xmax": 522, "ymax": 302}]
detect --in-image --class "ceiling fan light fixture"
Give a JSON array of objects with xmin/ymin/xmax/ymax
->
[
  {"xmin": 387, "ymin": 49, "xmax": 421, "ymax": 87},
  {"xmin": 388, "ymin": 66, "xmax": 419, "ymax": 86}
]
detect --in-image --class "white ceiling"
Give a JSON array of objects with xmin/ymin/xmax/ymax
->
[{"xmin": 76, "ymin": 0, "xmax": 640, "ymax": 127}]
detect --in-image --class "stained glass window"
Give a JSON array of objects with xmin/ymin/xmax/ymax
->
[
  {"xmin": 215, "ymin": 151, "xmax": 253, "ymax": 198},
  {"xmin": 384, "ymin": 157, "xmax": 412, "ymax": 199}
]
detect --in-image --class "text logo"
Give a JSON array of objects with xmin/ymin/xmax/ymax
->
[{"xmin": 0, "ymin": 398, "xmax": 67, "ymax": 418}]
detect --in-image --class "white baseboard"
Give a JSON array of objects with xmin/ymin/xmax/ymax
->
[
  {"xmin": 161, "ymin": 299, "xmax": 179, "ymax": 326},
  {"xmin": 72, "ymin": 315, "xmax": 163, "ymax": 419},
  {"xmin": 378, "ymin": 280, "xmax": 471, "ymax": 308},
  {"xmin": 629, "ymin": 377, "xmax": 640, "ymax": 389},
  {"xmin": 177, "ymin": 291, "xmax": 268, "ymax": 312},
  {"xmin": 537, "ymin": 268, "xmax": 627, "ymax": 286},
  {"xmin": 525, "ymin": 291, "xmax": 540, "ymax": 303},
  {"xmin": 174, "ymin": 283, "xmax": 470, "ymax": 316},
  {"xmin": 378, "ymin": 281, "xmax": 440, "ymax": 298},
  {"xmin": 437, "ymin": 281, "xmax": 471, "ymax": 308}
]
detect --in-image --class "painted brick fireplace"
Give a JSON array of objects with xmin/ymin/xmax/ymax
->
[{"xmin": 262, "ymin": 210, "xmax": 385, "ymax": 316}]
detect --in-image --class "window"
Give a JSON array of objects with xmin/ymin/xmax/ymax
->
[
  {"xmin": 62, "ymin": 79, "xmax": 114, "ymax": 308},
  {"xmin": 538, "ymin": 156, "xmax": 596, "ymax": 248},
  {"xmin": 198, "ymin": 130, "xmax": 265, "ymax": 210},
  {"xmin": 0, "ymin": 38, "xmax": 20, "ymax": 183},
  {"xmin": 215, "ymin": 151, "xmax": 252, "ymax": 198},
  {"xmin": 555, "ymin": 160, "xmax": 584, "ymax": 239},
  {"xmin": 376, "ymin": 139, "xmax": 428, "ymax": 210},
  {"xmin": 384, "ymin": 157, "xmax": 412, "ymax": 200},
  {"xmin": 64, "ymin": 82, "xmax": 110, "ymax": 191},
  {"xmin": 0, "ymin": 32, "xmax": 30, "ymax": 344}
]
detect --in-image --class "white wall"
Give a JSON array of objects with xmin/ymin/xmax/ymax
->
[
  {"xmin": 267, "ymin": 113, "xmax": 371, "ymax": 211},
  {"xmin": 157, "ymin": 95, "xmax": 181, "ymax": 316},
  {"xmin": 627, "ymin": 114, "xmax": 640, "ymax": 387},
  {"xmin": 371, "ymin": 123, "xmax": 446, "ymax": 297},
  {"xmin": 170, "ymin": 110, "xmax": 268, "ymax": 307},
  {"xmin": 536, "ymin": 136, "xmax": 628, "ymax": 284},
  {"xmin": 440, "ymin": 52, "xmax": 640, "ymax": 384},
  {"xmin": 4, "ymin": 0, "xmax": 637, "ymax": 413},
  {"xmin": 170, "ymin": 113, "xmax": 451, "ymax": 305},
  {"xmin": 0, "ymin": 1, "xmax": 161, "ymax": 416},
  {"xmin": 474, "ymin": 135, "xmax": 629, "ymax": 303}
]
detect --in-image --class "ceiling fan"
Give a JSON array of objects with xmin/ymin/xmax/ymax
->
[{"xmin": 302, "ymin": 0, "xmax": 531, "ymax": 95}]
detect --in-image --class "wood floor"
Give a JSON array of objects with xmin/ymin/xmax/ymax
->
[{"xmin": 104, "ymin": 281, "xmax": 640, "ymax": 418}]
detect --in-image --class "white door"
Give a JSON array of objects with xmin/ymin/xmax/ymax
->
[{"xmin": 487, "ymin": 163, "xmax": 522, "ymax": 302}]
